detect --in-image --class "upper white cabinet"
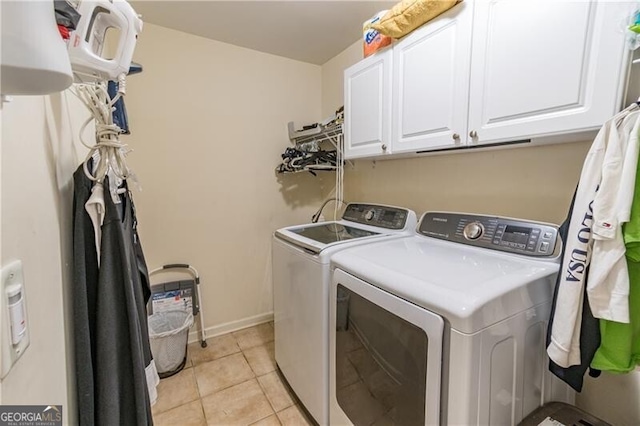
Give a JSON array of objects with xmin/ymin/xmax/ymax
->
[
  {"xmin": 343, "ymin": 0, "xmax": 632, "ymax": 159},
  {"xmin": 392, "ymin": 2, "xmax": 473, "ymax": 153},
  {"xmin": 468, "ymin": 1, "xmax": 631, "ymax": 146},
  {"xmin": 344, "ymin": 48, "xmax": 393, "ymax": 159}
]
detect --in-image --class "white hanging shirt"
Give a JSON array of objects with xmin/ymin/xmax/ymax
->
[
  {"xmin": 588, "ymin": 111, "xmax": 640, "ymax": 323},
  {"xmin": 146, "ymin": 360, "xmax": 160, "ymax": 406},
  {"xmin": 85, "ymin": 182, "xmax": 106, "ymax": 265},
  {"xmin": 547, "ymin": 104, "xmax": 639, "ymax": 368}
]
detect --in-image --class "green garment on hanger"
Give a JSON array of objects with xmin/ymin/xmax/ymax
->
[{"xmin": 590, "ymin": 155, "xmax": 640, "ymax": 373}]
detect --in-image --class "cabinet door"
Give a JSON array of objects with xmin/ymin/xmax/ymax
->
[
  {"xmin": 344, "ymin": 48, "xmax": 392, "ymax": 159},
  {"xmin": 392, "ymin": 2, "xmax": 473, "ymax": 153},
  {"xmin": 468, "ymin": 1, "xmax": 631, "ymax": 145}
]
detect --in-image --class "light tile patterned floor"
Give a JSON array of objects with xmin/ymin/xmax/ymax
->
[{"xmin": 152, "ymin": 322, "xmax": 315, "ymax": 426}]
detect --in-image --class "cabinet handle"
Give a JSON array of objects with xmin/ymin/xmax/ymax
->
[
  {"xmin": 452, "ymin": 133, "xmax": 460, "ymax": 140},
  {"xmin": 382, "ymin": 144, "xmax": 387, "ymax": 151},
  {"xmin": 469, "ymin": 130, "xmax": 478, "ymax": 138}
]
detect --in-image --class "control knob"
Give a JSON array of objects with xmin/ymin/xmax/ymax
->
[
  {"xmin": 463, "ymin": 222, "xmax": 484, "ymax": 240},
  {"xmin": 365, "ymin": 210, "xmax": 375, "ymax": 221}
]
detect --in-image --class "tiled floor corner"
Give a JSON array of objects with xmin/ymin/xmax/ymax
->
[{"xmin": 152, "ymin": 322, "xmax": 314, "ymax": 426}]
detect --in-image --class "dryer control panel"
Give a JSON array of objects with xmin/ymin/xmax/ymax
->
[
  {"xmin": 342, "ymin": 204, "xmax": 409, "ymax": 230},
  {"xmin": 418, "ymin": 212, "xmax": 559, "ymax": 257}
]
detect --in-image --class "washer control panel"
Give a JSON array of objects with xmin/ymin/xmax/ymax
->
[
  {"xmin": 418, "ymin": 212, "xmax": 559, "ymax": 257},
  {"xmin": 342, "ymin": 204, "xmax": 409, "ymax": 230}
]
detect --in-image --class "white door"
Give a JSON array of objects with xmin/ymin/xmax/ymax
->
[
  {"xmin": 467, "ymin": 1, "xmax": 631, "ymax": 146},
  {"xmin": 344, "ymin": 48, "xmax": 393, "ymax": 159},
  {"xmin": 329, "ymin": 268, "xmax": 443, "ymax": 426},
  {"xmin": 392, "ymin": 2, "xmax": 473, "ymax": 153}
]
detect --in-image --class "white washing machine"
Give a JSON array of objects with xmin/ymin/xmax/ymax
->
[
  {"xmin": 273, "ymin": 203, "xmax": 417, "ymax": 425},
  {"xmin": 329, "ymin": 212, "xmax": 574, "ymax": 426}
]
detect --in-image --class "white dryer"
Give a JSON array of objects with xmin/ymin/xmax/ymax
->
[
  {"xmin": 329, "ymin": 212, "xmax": 574, "ymax": 426},
  {"xmin": 273, "ymin": 203, "xmax": 417, "ymax": 425}
]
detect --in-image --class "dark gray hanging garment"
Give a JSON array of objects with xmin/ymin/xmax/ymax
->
[
  {"xmin": 94, "ymin": 176, "xmax": 153, "ymax": 426},
  {"xmin": 72, "ymin": 164, "xmax": 100, "ymax": 426},
  {"xmin": 72, "ymin": 165, "xmax": 153, "ymax": 426}
]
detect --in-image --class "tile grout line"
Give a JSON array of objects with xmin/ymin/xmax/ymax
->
[
  {"xmin": 240, "ymin": 345, "xmax": 279, "ymax": 421},
  {"xmin": 154, "ymin": 324, "xmax": 277, "ymax": 425},
  {"xmin": 255, "ymin": 370, "xmax": 279, "ymax": 415},
  {"xmin": 193, "ymin": 351, "xmax": 252, "ymax": 396},
  {"xmin": 241, "ymin": 346, "xmax": 260, "ymax": 378},
  {"xmin": 189, "ymin": 366, "xmax": 209, "ymax": 426},
  {"xmin": 151, "ymin": 367, "xmax": 201, "ymax": 417},
  {"xmin": 191, "ymin": 331, "xmax": 248, "ymax": 424}
]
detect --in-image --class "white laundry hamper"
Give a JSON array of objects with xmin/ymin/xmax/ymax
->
[
  {"xmin": 148, "ymin": 309, "xmax": 194, "ymax": 378},
  {"xmin": 147, "ymin": 264, "xmax": 207, "ymax": 379}
]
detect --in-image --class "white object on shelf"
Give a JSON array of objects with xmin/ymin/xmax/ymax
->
[
  {"xmin": 1, "ymin": 260, "xmax": 30, "ymax": 379},
  {"xmin": 287, "ymin": 121, "xmax": 343, "ymax": 148},
  {"xmin": 1, "ymin": 0, "xmax": 73, "ymax": 95}
]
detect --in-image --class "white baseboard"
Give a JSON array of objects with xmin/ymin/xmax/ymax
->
[{"xmin": 187, "ymin": 311, "xmax": 274, "ymax": 344}]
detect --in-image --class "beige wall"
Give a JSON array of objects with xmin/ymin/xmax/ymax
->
[
  {"xmin": 321, "ymin": 41, "xmax": 361, "ymax": 118},
  {"xmin": 1, "ymin": 92, "xmax": 89, "ymax": 425},
  {"xmin": 577, "ymin": 372, "xmax": 640, "ymax": 425},
  {"xmin": 124, "ymin": 24, "xmax": 324, "ymax": 335},
  {"xmin": 321, "ymin": 40, "xmax": 640, "ymax": 424},
  {"xmin": 343, "ymin": 141, "xmax": 588, "ymax": 223}
]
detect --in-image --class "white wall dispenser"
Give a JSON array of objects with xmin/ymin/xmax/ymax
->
[{"xmin": 0, "ymin": 260, "xmax": 30, "ymax": 379}]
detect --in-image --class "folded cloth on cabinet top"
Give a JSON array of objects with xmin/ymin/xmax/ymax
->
[{"xmin": 371, "ymin": 0, "xmax": 460, "ymax": 39}]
